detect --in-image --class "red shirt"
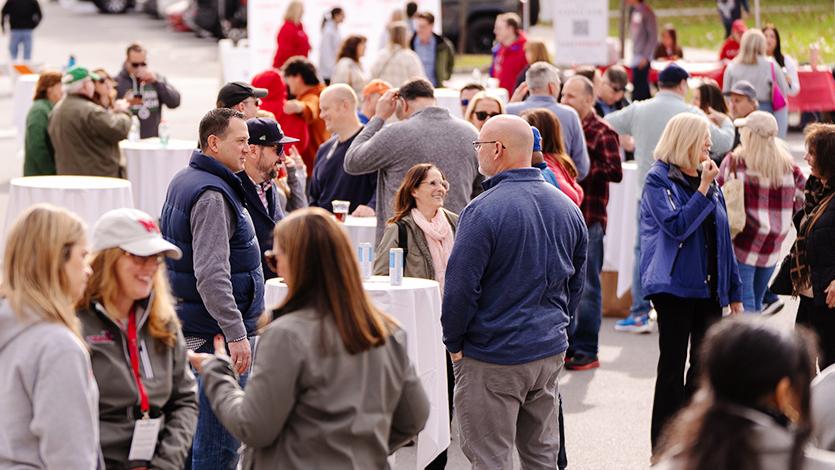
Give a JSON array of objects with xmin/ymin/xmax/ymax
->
[
  {"xmin": 543, "ymin": 153, "xmax": 584, "ymax": 207},
  {"xmin": 490, "ymin": 33, "xmax": 528, "ymax": 95},
  {"xmin": 719, "ymin": 38, "xmax": 740, "ymax": 61},
  {"xmin": 273, "ymin": 21, "xmax": 311, "ymax": 69},
  {"xmin": 251, "ymin": 69, "xmax": 310, "ymax": 156}
]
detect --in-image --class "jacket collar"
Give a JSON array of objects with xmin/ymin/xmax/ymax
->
[
  {"xmin": 189, "ymin": 149, "xmax": 248, "ymax": 202},
  {"xmin": 525, "ymin": 95, "xmax": 557, "ymax": 105},
  {"xmin": 92, "ymin": 292, "xmax": 153, "ymax": 332},
  {"xmin": 237, "ymin": 170, "xmax": 277, "ymax": 220},
  {"xmin": 660, "ymin": 160, "xmax": 718, "ymax": 196},
  {"xmin": 482, "ymin": 167, "xmax": 544, "ymax": 191}
]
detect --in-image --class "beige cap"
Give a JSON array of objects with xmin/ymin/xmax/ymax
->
[
  {"xmin": 734, "ymin": 111, "xmax": 778, "ymax": 138},
  {"xmin": 93, "ymin": 208, "xmax": 182, "ymax": 259}
]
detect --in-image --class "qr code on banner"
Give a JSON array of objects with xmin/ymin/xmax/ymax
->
[{"xmin": 573, "ymin": 20, "xmax": 590, "ymax": 36}]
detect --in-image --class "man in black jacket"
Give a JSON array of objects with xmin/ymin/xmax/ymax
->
[
  {"xmin": 1, "ymin": 0, "xmax": 41, "ymax": 62},
  {"xmin": 239, "ymin": 117, "xmax": 299, "ymax": 279}
]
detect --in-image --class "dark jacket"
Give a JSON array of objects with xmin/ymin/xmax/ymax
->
[
  {"xmin": 23, "ymin": 98, "xmax": 54, "ymax": 176},
  {"xmin": 409, "ymin": 32, "xmax": 455, "ymax": 86},
  {"xmin": 640, "ymin": 160, "xmax": 743, "ymax": 306},
  {"xmin": 1, "ymin": 0, "xmax": 40, "ymax": 31},
  {"xmin": 373, "ymin": 209, "xmax": 459, "ymax": 280},
  {"xmin": 800, "ymin": 177, "xmax": 835, "ymax": 308},
  {"xmin": 78, "ymin": 300, "xmax": 198, "ymax": 470},
  {"xmin": 441, "ymin": 168, "xmax": 588, "ymax": 365},
  {"xmin": 115, "ymin": 67, "xmax": 181, "ymax": 139},
  {"xmin": 238, "ymin": 172, "xmax": 282, "ymax": 280},
  {"xmin": 161, "ymin": 150, "xmax": 265, "ymax": 340}
]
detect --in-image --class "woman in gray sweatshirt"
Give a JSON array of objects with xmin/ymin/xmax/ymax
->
[{"xmin": 0, "ymin": 204, "xmax": 100, "ymax": 469}]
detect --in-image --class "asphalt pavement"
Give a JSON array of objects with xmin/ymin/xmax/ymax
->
[{"xmin": 0, "ymin": 5, "xmax": 806, "ymax": 469}]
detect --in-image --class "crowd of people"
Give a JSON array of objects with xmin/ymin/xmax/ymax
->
[{"xmin": 4, "ymin": 0, "xmax": 835, "ymax": 469}]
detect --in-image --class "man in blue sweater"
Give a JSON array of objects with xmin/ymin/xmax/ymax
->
[{"xmin": 442, "ymin": 114, "xmax": 588, "ymax": 467}]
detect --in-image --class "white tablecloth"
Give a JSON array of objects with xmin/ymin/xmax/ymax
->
[
  {"xmin": 4, "ymin": 176, "xmax": 134, "ymax": 242},
  {"xmin": 602, "ymin": 162, "xmax": 639, "ymax": 296},
  {"xmin": 13, "ymin": 74, "xmax": 38, "ymax": 146},
  {"xmin": 122, "ymin": 138, "xmax": 196, "ymax": 217},
  {"xmin": 435, "ymin": 87, "xmax": 509, "ymax": 120},
  {"xmin": 343, "ymin": 215, "xmax": 377, "ymax": 248},
  {"xmin": 264, "ymin": 276, "xmax": 449, "ymax": 467}
]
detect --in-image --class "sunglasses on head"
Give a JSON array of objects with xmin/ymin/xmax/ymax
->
[
  {"xmin": 474, "ymin": 111, "xmax": 500, "ymax": 121},
  {"xmin": 130, "ymin": 62, "xmax": 147, "ymax": 68}
]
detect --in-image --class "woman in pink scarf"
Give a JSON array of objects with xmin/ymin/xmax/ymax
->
[{"xmin": 373, "ymin": 163, "xmax": 458, "ymax": 469}]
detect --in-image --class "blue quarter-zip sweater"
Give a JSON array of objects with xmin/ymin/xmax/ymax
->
[{"xmin": 441, "ymin": 167, "xmax": 588, "ymax": 365}]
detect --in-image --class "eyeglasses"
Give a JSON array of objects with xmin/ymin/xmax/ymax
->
[
  {"xmin": 420, "ymin": 179, "xmax": 450, "ymax": 190},
  {"xmin": 264, "ymin": 250, "xmax": 277, "ymax": 273},
  {"xmin": 130, "ymin": 62, "xmax": 147, "ymax": 68},
  {"xmin": 472, "ymin": 140, "xmax": 507, "ymax": 151},
  {"xmin": 474, "ymin": 111, "xmax": 500, "ymax": 121},
  {"xmin": 123, "ymin": 251, "xmax": 164, "ymax": 266}
]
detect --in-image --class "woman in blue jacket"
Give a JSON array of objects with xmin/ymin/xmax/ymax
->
[{"xmin": 640, "ymin": 113, "xmax": 743, "ymax": 453}]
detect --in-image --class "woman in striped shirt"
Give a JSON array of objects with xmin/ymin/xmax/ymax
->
[{"xmin": 718, "ymin": 111, "xmax": 805, "ymax": 313}]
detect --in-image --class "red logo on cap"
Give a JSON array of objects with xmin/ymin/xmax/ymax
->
[{"xmin": 138, "ymin": 219, "xmax": 160, "ymax": 234}]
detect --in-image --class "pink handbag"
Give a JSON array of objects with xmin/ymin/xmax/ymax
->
[{"xmin": 771, "ymin": 62, "xmax": 787, "ymax": 111}]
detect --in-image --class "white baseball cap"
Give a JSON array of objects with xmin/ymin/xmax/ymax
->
[
  {"xmin": 734, "ymin": 110, "xmax": 778, "ymax": 138},
  {"xmin": 93, "ymin": 208, "xmax": 182, "ymax": 260}
]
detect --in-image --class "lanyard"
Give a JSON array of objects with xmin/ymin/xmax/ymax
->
[{"xmin": 127, "ymin": 308, "xmax": 150, "ymax": 416}]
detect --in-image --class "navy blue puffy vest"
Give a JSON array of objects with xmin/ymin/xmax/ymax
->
[{"xmin": 160, "ymin": 150, "xmax": 265, "ymax": 339}]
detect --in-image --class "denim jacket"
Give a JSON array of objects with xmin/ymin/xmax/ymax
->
[{"xmin": 640, "ymin": 160, "xmax": 742, "ymax": 306}]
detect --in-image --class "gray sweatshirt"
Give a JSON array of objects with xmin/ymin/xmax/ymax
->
[
  {"xmin": 344, "ymin": 106, "xmax": 481, "ymax": 242},
  {"xmin": 723, "ymin": 56, "xmax": 789, "ymax": 104},
  {"xmin": 0, "ymin": 300, "xmax": 102, "ymax": 469}
]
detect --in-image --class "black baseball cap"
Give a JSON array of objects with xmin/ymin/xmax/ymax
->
[
  {"xmin": 246, "ymin": 118, "xmax": 299, "ymax": 146},
  {"xmin": 217, "ymin": 81, "xmax": 268, "ymax": 107}
]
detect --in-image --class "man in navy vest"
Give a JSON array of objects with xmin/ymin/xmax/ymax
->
[
  {"xmin": 239, "ymin": 117, "xmax": 299, "ymax": 279},
  {"xmin": 160, "ymin": 107, "xmax": 263, "ymax": 469}
]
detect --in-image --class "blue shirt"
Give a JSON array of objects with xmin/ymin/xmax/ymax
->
[
  {"xmin": 413, "ymin": 35, "xmax": 437, "ymax": 86},
  {"xmin": 507, "ymin": 96, "xmax": 590, "ymax": 180},
  {"xmin": 441, "ymin": 168, "xmax": 588, "ymax": 365},
  {"xmin": 533, "ymin": 161, "xmax": 559, "ymax": 188}
]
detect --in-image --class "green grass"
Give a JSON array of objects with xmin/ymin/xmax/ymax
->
[{"xmin": 455, "ymin": 54, "xmax": 492, "ymax": 72}]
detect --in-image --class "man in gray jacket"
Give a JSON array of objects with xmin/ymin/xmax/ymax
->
[
  {"xmin": 115, "ymin": 42, "xmax": 181, "ymax": 138},
  {"xmin": 344, "ymin": 78, "xmax": 481, "ymax": 241}
]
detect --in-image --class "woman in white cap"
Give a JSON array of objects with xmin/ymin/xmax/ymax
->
[
  {"xmin": 77, "ymin": 208, "xmax": 198, "ymax": 470},
  {"xmin": 717, "ymin": 111, "xmax": 806, "ymax": 313}
]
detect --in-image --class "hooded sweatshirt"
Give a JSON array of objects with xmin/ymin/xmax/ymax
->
[{"xmin": 0, "ymin": 299, "xmax": 101, "ymax": 469}]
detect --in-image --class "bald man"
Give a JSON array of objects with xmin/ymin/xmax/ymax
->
[
  {"xmin": 442, "ymin": 114, "xmax": 588, "ymax": 468},
  {"xmin": 308, "ymin": 84, "xmax": 377, "ymax": 216},
  {"xmin": 561, "ymin": 76, "xmax": 623, "ymax": 370}
]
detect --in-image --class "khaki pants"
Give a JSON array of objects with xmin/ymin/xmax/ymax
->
[{"xmin": 453, "ymin": 353, "xmax": 565, "ymax": 469}]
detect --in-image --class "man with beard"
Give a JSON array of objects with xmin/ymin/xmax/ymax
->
[{"xmin": 239, "ymin": 117, "xmax": 299, "ymax": 279}]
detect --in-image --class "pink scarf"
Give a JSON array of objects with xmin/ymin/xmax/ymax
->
[{"xmin": 411, "ymin": 208, "xmax": 454, "ymax": 289}]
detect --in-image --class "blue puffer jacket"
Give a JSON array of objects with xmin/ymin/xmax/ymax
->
[{"xmin": 640, "ymin": 160, "xmax": 742, "ymax": 307}]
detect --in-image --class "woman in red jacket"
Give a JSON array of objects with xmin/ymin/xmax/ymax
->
[{"xmin": 272, "ymin": 0, "xmax": 311, "ymax": 69}]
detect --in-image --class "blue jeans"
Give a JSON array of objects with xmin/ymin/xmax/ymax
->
[
  {"xmin": 631, "ymin": 206, "xmax": 652, "ymax": 316},
  {"xmin": 737, "ymin": 263, "xmax": 776, "ymax": 313},
  {"xmin": 9, "ymin": 29, "xmax": 32, "ymax": 61},
  {"xmin": 188, "ymin": 338, "xmax": 252, "ymax": 470},
  {"xmin": 569, "ymin": 223, "xmax": 604, "ymax": 357}
]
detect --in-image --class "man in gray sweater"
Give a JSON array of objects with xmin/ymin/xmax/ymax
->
[{"xmin": 344, "ymin": 78, "xmax": 481, "ymax": 241}]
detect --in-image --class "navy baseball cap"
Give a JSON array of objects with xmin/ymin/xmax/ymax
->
[
  {"xmin": 658, "ymin": 63, "xmax": 690, "ymax": 85},
  {"xmin": 246, "ymin": 118, "xmax": 299, "ymax": 146},
  {"xmin": 531, "ymin": 126, "xmax": 542, "ymax": 152}
]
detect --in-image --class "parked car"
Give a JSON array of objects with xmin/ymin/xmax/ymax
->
[{"xmin": 442, "ymin": 0, "xmax": 539, "ymax": 53}]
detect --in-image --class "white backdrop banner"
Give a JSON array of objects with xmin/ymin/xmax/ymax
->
[
  {"xmin": 552, "ymin": 0, "xmax": 609, "ymax": 66},
  {"xmin": 248, "ymin": 0, "xmax": 441, "ymax": 79}
]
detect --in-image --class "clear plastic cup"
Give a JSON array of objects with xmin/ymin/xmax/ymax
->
[{"xmin": 332, "ymin": 200, "xmax": 350, "ymax": 222}]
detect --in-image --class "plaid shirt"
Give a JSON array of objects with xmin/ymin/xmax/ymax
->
[
  {"xmin": 717, "ymin": 156, "xmax": 806, "ymax": 267},
  {"xmin": 579, "ymin": 112, "xmax": 623, "ymax": 231}
]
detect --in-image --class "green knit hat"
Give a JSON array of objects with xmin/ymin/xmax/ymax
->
[{"xmin": 62, "ymin": 66, "xmax": 100, "ymax": 85}]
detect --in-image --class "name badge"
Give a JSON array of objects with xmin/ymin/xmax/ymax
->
[{"xmin": 128, "ymin": 417, "xmax": 162, "ymax": 461}]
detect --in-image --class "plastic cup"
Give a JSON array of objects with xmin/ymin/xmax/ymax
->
[{"xmin": 332, "ymin": 200, "xmax": 349, "ymax": 222}]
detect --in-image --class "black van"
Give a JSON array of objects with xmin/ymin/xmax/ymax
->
[{"xmin": 442, "ymin": 0, "xmax": 540, "ymax": 53}]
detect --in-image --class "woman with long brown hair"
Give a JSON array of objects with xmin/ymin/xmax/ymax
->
[
  {"xmin": 189, "ymin": 207, "xmax": 429, "ymax": 468},
  {"xmin": 76, "ymin": 208, "xmax": 198, "ymax": 469},
  {"xmin": 521, "ymin": 108, "xmax": 584, "ymax": 206},
  {"xmin": 0, "ymin": 204, "xmax": 99, "ymax": 468},
  {"xmin": 23, "ymin": 70, "xmax": 62, "ymax": 176},
  {"xmin": 331, "ymin": 34, "xmax": 368, "ymax": 97}
]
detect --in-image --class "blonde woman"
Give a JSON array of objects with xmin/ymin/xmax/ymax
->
[
  {"xmin": 272, "ymin": 0, "xmax": 311, "ymax": 69},
  {"xmin": 464, "ymin": 91, "xmax": 505, "ymax": 130},
  {"xmin": 717, "ymin": 111, "xmax": 805, "ymax": 313},
  {"xmin": 722, "ymin": 28, "xmax": 789, "ymax": 137},
  {"xmin": 0, "ymin": 204, "xmax": 98, "ymax": 469},
  {"xmin": 77, "ymin": 208, "xmax": 198, "ymax": 469},
  {"xmin": 640, "ymin": 113, "xmax": 743, "ymax": 452},
  {"xmin": 370, "ymin": 21, "xmax": 425, "ymax": 87}
]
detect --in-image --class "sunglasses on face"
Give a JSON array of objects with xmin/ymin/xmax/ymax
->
[
  {"xmin": 130, "ymin": 62, "xmax": 147, "ymax": 68},
  {"xmin": 474, "ymin": 111, "xmax": 500, "ymax": 121}
]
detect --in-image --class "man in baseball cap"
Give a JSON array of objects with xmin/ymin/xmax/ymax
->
[
  {"xmin": 724, "ymin": 80, "xmax": 759, "ymax": 148},
  {"xmin": 238, "ymin": 117, "xmax": 299, "ymax": 278},
  {"xmin": 216, "ymin": 81, "xmax": 268, "ymax": 120}
]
